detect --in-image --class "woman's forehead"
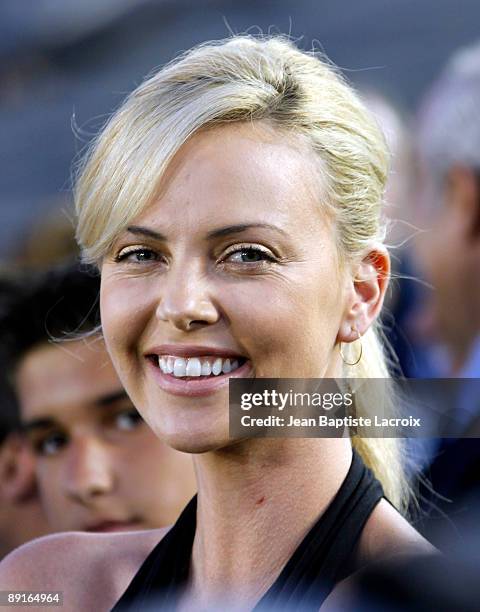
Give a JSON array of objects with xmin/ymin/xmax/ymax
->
[{"xmin": 127, "ymin": 122, "xmax": 330, "ymax": 239}]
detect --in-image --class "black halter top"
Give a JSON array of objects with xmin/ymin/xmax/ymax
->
[{"xmin": 112, "ymin": 450, "xmax": 384, "ymax": 611}]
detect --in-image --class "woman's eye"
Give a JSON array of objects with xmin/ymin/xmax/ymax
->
[
  {"xmin": 115, "ymin": 248, "xmax": 161, "ymax": 263},
  {"xmin": 114, "ymin": 409, "xmax": 144, "ymax": 431},
  {"xmin": 224, "ymin": 247, "xmax": 275, "ymax": 264},
  {"xmin": 34, "ymin": 432, "xmax": 67, "ymax": 457}
]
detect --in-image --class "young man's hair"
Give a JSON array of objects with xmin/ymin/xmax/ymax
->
[
  {"xmin": 0, "ymin": 262, "xmax": 100, "ymax": 441},
  {"xmin": 0, "ymin": 374, "xmax": 19, "ymax": 445}
]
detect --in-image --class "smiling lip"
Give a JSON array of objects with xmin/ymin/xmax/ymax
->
[
  {"xmin": 146, "ymin": 356, "xmax": 252, "ymax": 397},
  {"xmin": 84, "ymin": 520, "xmax": 142, "ymax": 533},
  {"xmin": 145, "ymin": 344, "xmax": 246, "ymax": 359}
]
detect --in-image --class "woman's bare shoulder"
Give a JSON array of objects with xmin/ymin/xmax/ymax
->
[
  {"xmin": 0, "ymin": 527, "xmax": 168, "ymax": 612},
  {"xmin": 358, "ymin": 498, "xmax": 436, "ymax": 560}
]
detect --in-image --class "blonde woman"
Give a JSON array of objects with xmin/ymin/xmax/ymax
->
[{"xmin": 0, "ymin": 36, "xmax": 434, "ymax": 611}]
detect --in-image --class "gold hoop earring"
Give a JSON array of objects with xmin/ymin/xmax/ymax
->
[{"xmin": 340, "ymin": 328, "xmax": 363, "ymax": 366}]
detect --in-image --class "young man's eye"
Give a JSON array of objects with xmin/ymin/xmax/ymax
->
[
  {"xmin": 34, "ymin": 432, "xmax": 68, "ymax": 457},
  {"xmin": 114, "ymin": 409, "xmax": 144, "ymax": 431}
]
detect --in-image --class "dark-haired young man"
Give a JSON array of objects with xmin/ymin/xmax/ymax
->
[{"xmin": 0, "ymin": 264, "xmax": 195, "ymax": 543}]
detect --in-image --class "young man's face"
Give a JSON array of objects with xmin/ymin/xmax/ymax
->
[{"xmin": 15, "ymin": 336, "xmax": 195, "ymax": 532}]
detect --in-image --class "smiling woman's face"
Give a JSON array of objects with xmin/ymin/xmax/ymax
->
[{"xmin": 100, "ymin": 122, "xmax": 351, "ymax": 452}]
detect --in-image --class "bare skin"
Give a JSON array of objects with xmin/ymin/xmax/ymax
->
[
  {"xmin": 0, "ymin": 122, "xmax": 434, "ymax": 610},
  {"xmin": 0, "ymin": 528, "xmax": 165, "ymax": 612},
  {"xmin": 181, "ymin": 438, "xmax": 353, "ymax": 610},
  {"xmin": 0, "ymin": 467, "xmax": 434, "ymax": 612}
]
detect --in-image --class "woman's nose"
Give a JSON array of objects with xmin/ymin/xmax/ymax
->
[{"xmin": 155, "ymin": 263, "xmax": 219, "ymax": 331}]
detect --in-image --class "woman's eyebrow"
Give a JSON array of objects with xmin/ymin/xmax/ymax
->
[
  {"xmin": 127, "ymin": 223, "xmax": 288, "ymax": 242},
  {"xmin": 126, "ymin": 226, "xmax": 167, "ymax": 241},
  {"xmin": 206, "ymin": 223, "xmax": 288, "ymax": 240}
]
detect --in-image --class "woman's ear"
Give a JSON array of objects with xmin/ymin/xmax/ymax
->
[{"xmin": 337, "ymin": 245, "xmax": 390, "ymax": 343}]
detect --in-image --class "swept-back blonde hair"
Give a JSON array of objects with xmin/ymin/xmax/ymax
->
[{"xmin": 75, "ymin": 35, "xmax": 409, "ymax": 512}]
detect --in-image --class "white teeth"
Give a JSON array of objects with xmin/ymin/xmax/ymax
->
[
  {"xmin": 158, "ymin": 355, "xmax": 243, "ymax": 377},
  {"xmin": 212, "ymin": 358, "xmax": 223, "ymax": 376},
  {"xmin": 186, "ymin": 357, "xmax": 201, "ymax": 377},
  {"xmin": 173, "ymin": 357, "xmax": 187, "ymax": 377},
  {"xmin": 201, "ymin": 360, "xmax": 212, "ymax": 376}
]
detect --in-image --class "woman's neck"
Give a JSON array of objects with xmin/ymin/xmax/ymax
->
[{"xmin": 184, "ymin": 437, "xmax": 352, "ymax": 609}]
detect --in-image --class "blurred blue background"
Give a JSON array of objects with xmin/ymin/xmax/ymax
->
[{"xmin": 1, "ymin": 0, "xmax": 480, "ymax": 261}]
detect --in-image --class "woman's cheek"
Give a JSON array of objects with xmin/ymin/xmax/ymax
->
[
  {"xmin": 227, "ymin": 293, "xmax": 298, "ymax": 374},
  {"xmin": 101, "ymin": 278, "xmax": 145, "ymax": 359}
]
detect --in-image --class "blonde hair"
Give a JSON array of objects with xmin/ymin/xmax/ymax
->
[{"xmin": 75, "ymin": 35, "xmax": 409, "ymax": 512}]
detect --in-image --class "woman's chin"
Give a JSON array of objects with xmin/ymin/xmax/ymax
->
[
  {"xmin": 155, "ymin": 420, "xmax": 235, "ymax": 454},
  {"xmin": 165, "ymin": 433, "xmax": 237, "ymax": 454}
]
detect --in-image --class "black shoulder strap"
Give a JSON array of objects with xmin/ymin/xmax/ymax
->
[
  {"xmin": 255, "ymin": 450, "xmax": 384, "ymax": 610},
  {"xmin": 112, "ymin": 495, "xmax": 197, "ymax": 611}
]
